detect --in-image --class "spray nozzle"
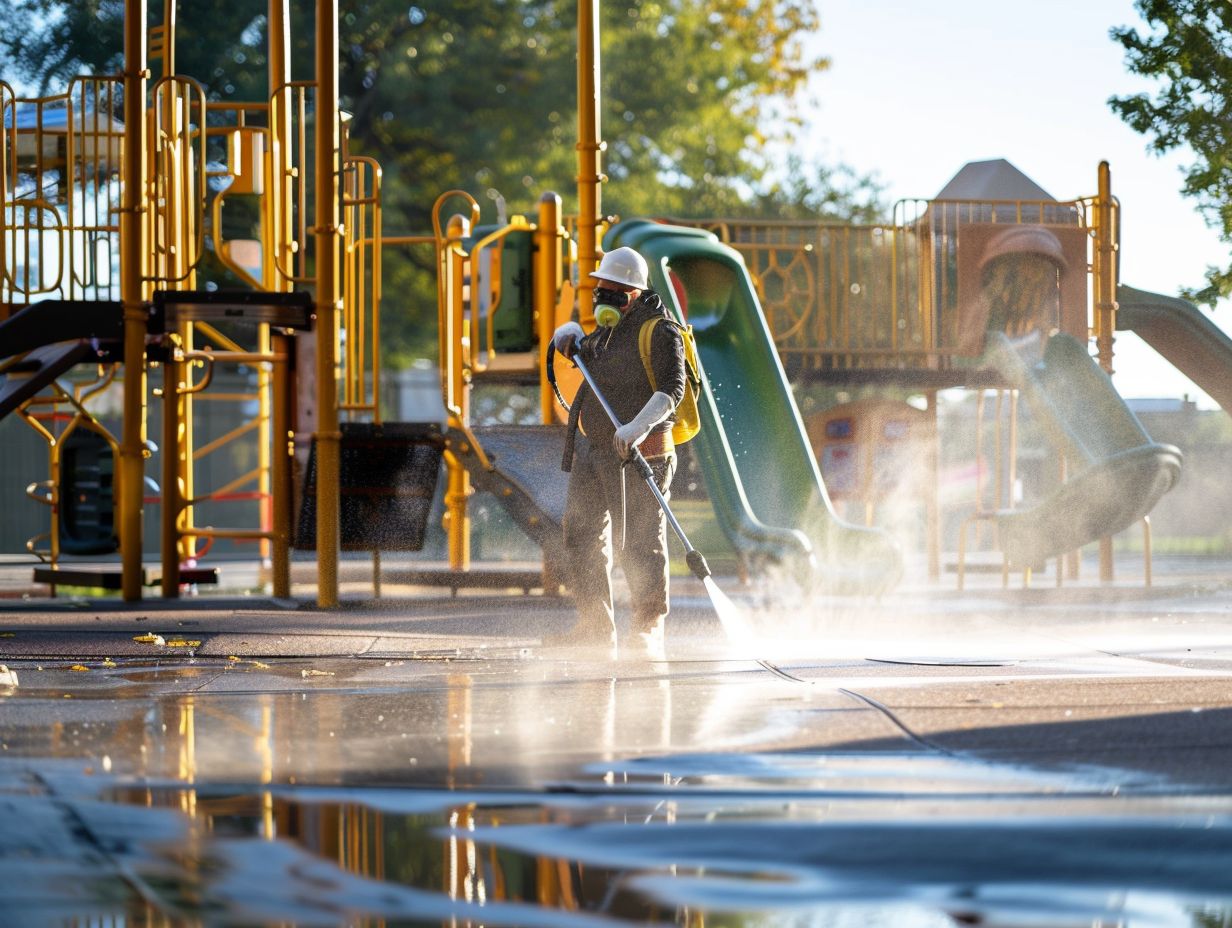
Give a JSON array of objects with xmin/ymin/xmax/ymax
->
[{"xmin": 685, "ymin": 548, "xmax": 711, "ymax": 580}]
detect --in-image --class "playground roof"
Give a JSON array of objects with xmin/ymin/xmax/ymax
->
[{"xmin": 935, "ymin": 158, "xmax": 1057, "ymax": 202}]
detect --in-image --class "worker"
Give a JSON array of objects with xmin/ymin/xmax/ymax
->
[{"xmin": 552, "ymin": 246, "xmax": 686, "ymax": 657}]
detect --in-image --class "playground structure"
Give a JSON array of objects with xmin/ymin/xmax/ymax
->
[{"xmin": 1, "ymin": 2, "xmax": 1219, "ymax": 604}]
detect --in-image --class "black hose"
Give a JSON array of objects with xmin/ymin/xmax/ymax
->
[{"xmin": 545, "ymin": 340, "xmax": 571, "ymax": 414}]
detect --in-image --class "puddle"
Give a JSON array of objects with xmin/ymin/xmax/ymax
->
[
  {"xmin": 4, "ymin": 655, "xmax": 1232, "ymax": 924},
  {"xmin": 37, "ymin": 783, "xmax": 1232, "ymax": 926}
]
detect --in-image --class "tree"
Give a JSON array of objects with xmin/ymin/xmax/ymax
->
[{"xmin": 1109, "ymin": 0, "xmax": 1232, "ymax": 307}]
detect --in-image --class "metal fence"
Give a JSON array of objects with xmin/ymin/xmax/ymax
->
[{"xmin": 674, "ymin": 200, "xmax": 1098, "ymax": 378}]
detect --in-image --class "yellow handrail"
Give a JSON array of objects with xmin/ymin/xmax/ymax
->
[
  {"xmin": 269, "ymin": 80, "xmax": 319, "ymax": 285},
  {"xmin": 466, "ymin": 216, "xmax": 536, "ymax": 372},
  {"xmin": 148, "ymin": 75, "xmax": 208, "ymax": 284},
  {"xmin": 342, "ymin": 153, "xmax": 382, "ymax": 420}
]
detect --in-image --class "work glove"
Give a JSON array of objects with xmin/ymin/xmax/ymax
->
[
  {"xmin": 613, "ymin": 391, "xmax": 674, "ymax": 459},
  {"xmin": 552, "ymin": 321, "xmax": 585, "ymax": 359}
]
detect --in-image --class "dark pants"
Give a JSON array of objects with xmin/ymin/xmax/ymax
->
[{"xmin": 563, "ymin": 435, "xmax": 676, "ymax": 635}]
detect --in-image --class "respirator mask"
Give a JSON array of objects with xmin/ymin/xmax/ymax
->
[{"xmin": 593, "ymin": 286, "xmax": 631, "ymax": 328}]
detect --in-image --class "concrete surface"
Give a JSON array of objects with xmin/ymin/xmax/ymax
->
[{"xmin": 1, "ymin": 554, "xmax": 1231, "ymax": 924}]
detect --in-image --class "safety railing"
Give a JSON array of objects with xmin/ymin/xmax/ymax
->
[
  {"xmin": 1, "ymin": 81, "xmax": 11, "ymax": 305},
  {"xmin": 161, "ymin": 321, "xmax": 287, "ymax": 562},
  {"xmin": 2, "ymin": 77, "xmax": 125, "ymax": 305},
  {"xmin": 341, "ymin": 153, "xmax": 382, "ymax": 421},
  {"xmin": 432, "ymin": 191, "xmax": 483, "ymax": 438},
  {"xmin": 17, "ymin": 366, "xmax": 122, "ymax": 585},
  {"xmin": 430, "ymin": 190, "xmax": 575, "ymax": 570},
  {"xmin": 431, "ymin": 192, "xmax": 551, "ymax": 419},
  {"xmin": 674, "ymin": 198, "xmax": 1102, "ymax": 375},
  {"xmin": 269, "ymin": 81, "xmax": 318, "ymax": 285},
  {"xmin": 149, "ymin": 76, "xmax": 207, "ymax": 285},
  {"xmin": 268, "ymin": 81, "xmax": 380, "ymax": 422}
]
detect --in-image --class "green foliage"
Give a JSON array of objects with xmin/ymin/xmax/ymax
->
[
  {"xmin": 1109, "ymin": 1, "xmax": 1232, "ymax": 307},
  {"xmin": 1, "ymin": 0, "xmax": 885, "ymax": 364},
  {"xmin": 0, "ymin": 0, "xmax": 126, "ymax": 93}
]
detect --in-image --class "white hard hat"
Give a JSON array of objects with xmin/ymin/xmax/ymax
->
[{"xmin": 590, "ymin": 246, "xmax": 649, "ymax": 289}]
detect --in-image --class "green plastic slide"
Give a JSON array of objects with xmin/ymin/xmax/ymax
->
[
  {"xmin": 983, "ymin": 331, "xmax": 1182, "ymax": 566},
  {"xmin": 604, "ymin": 220, "xmax": 902, "ymax": 593},
  {"xmin": 1116, "ymin": 284, "xmax": 1232, "ymax": 414}
]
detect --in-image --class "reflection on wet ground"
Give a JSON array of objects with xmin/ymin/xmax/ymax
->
[
  {"xmin": 5, "ymin": 762, "xmax": 1232, "ymax": 927},
  {"xmin": 80, "ymin": 784, "xmax": 1232, "ymax": 927},
  {"xmin": 4, "ymin": 591, "xmax": 1232, "ymax": 927}
]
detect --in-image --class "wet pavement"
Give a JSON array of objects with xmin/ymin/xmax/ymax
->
[{"xmin": 2, "ymin": 564, "xmax": 1232, "ymax": 925}]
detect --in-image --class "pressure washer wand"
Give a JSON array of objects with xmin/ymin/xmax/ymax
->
[{"xmin": 570, "ymin": 350, "xmax": 712, "ymax": 581}]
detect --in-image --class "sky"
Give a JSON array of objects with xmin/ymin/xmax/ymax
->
[{"xmin": 804, "ymin": 0, "xmax": 1230, "ymax": 407}]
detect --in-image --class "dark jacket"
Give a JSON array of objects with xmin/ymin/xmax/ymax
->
[{"xmin": 564, "ymin": 291, "xmax": 686, "ymax": 469}]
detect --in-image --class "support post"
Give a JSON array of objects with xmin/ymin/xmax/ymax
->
[
  {"xmin": 442, "ymin": 226, "xmax": 471, "ymax": 572},
  {"xmin": 314, "ymin": 0, "xmax": 342, "ymax": 607},
  {"xmin": 160, "ymin": 348, "xmax": 181, "ymax": 596},
  {"xmin": 925, "ymin": 389, "xmax": 940, "ymax": 582},
  {"xmin": 576, "ymin": 0, "xmax": 603, "ymax": 328},
  {"xmin": 537, "ymin": 191, "xmax": 563, "ymax": 424},
  {"xmin": 268, "ymin": 0, "xmax": 293, "ymax": 597},
  {"xmin": 1094, "ymin": 160, "xmax": 1118, "ymax": 582},
  {"xmin": 271, "ymin": 332, "xmax": 293, "ymax": 598},
  {"xmin": 120, "ymin": 0, "xmax": 150, "ymax": 601}
]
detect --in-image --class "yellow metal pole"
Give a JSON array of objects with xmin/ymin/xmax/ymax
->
[
  {"xmin": 257, "ymin": 324, "xmax": 272, "ymax": 573},
  {"xmin": 271, "ymin": 333, "xmax": 292, "ymax": 597},
  {"xmin": 182, "ymin": 324, "xmax": 196, "ymax": 565},
  {"xmin": 268, "ymin": 0, "xmax": 293, "ymax": 287},
  {"xmin": 268, "ymin": 0, "xmax": 293, "ymax": 598},
  {"xmin": 160, "ymin": 346, "xmax": 181, "ymax": 596},
  {"xmin": 269, "ymin": 0, "xmax": 290, "ymax": 146},
  {"xmin": 50, "ymin": 428, "xmax": 62, "ymax": 595},
  {"xmin": 576, "ymin": 0, "xmax": 603, "ymax": 329},
  {"xmin": 314, "ymin": 0, "xmax": 342, "ymax": 607},
  {"xmin": 536, "ymin": 191, "xmax": 563, "ymax": 424},
  {"xmin": 120, "ymin": 0, "xmax": 150, "ymax": 601},
  {"xmin": 444, "ymin": 450, "xmax": 471, "ymax": 572},
  {"xmin": 1094, "ymin": 160, "xmax": 1117, "ymax": 583},
  {"xmin": 925, "ymin": 390, "xmax": 940, "ymax": 582},
  {"xmin": 1, "ymin": 85, "xmax": 8, "ymax": 318},
  {"xmin": 156, "ymin": 71, "xmax": 192, "ymax": 597},
  {"xmin": 443, "ymin": 232, "xmax": 471, "ymax": 571},
  {"xmin": 162, "ymin": 0, "xmax": 175, "ymax": 76}
]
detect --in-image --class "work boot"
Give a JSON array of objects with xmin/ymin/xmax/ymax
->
[{"xmin": 630, "ymin": 615, "xmax": 667, "ymax": 661}]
